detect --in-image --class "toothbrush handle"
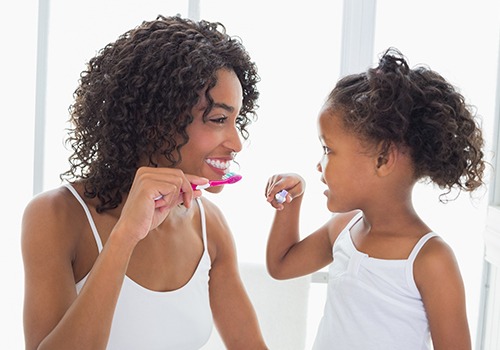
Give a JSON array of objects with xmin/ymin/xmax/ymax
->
[
  {"xmin": 192, "ymin": 183, "xmax": 211, "ymax": 190},
  {"xmin": 155, "ymin": 182, "xmax": 208, "ymax": 200},
  {"xmin": 157, "ymin": 176, "xmax": 237, "ymax": 199},
  {"xmin": 204, "ymin": 180, "xmax": 223, "ymax": 187}
]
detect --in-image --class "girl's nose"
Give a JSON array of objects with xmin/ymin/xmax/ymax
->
[{"xmin": 316, "ymin": 161, "xmax": 323, "ymax": 172}]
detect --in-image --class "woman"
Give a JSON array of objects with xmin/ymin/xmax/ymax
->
[{"xmin": 22, "ymin": 15, "xmax": 267, "ymax": 350}]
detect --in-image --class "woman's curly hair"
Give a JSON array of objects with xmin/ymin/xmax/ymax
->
[
  {"xmin": 61, "ymin": 15, "xmax": 260, "ymax": 212},
  {"xmin": 325, "ymin": 47, "xmax": 485, "ymax": 198}
]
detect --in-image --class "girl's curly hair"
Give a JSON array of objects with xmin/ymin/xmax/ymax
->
[
  {"xmin": 325, "ymin": 47, "xmax": 485, "ymax": 198},
  {"xmin": 61, "ymin": 15, "xmax": 260, "ymax": 212}
]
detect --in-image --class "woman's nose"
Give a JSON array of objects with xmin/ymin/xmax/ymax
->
[{"xmin": 225, "ymin": 125, "xmax": 243, "ymax": 153}]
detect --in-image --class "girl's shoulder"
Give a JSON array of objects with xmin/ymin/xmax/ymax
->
[
  {"xmin": 325, "ymin": 210, "xmax": 362, "ymax": 245},
  {"xmin": 413, "ymin": 235, "xmax": 460, "ymax": 287},
  {"xmin": 414, "ymin": 235, "xmax": 454, "ymax": 266}
]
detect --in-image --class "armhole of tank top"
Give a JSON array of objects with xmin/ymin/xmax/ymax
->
[
  {"xmin": 195, "ymin": 197, "xmax": 208, "ymax": 251},
  {"xmin": 63, "ymin": 183, "xmax": 104, "ymax": 252},
  {"xmin": 405, "ymin": 232, "xmax": 439, "ymax": 293}
]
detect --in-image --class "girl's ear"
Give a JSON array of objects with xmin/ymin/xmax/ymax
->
[{"xmin": 375, "ymin": 141, "xmax": 397, "ymax": 176}]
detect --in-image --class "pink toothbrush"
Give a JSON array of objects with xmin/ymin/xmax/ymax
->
[
  {"xmin": 154, "ymin": 172, "xmax": 242, "ymax": 200},
  {"xmin": 191, "ymin": 172, "xmax": 242, "ymax": 190}
]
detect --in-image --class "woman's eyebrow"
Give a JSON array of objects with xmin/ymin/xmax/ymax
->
[{"xmin": 213, "ymin": 102, "xmax": 235, "ymax": 113}]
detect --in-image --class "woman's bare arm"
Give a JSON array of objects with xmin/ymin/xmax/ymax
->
[
  {"xmin": 203, "ymin": 199, "xmax": 268, "ymax": 350},
  {"xmin": 22, "ymin": 190, "xmax": 135, "ymax": 349}
]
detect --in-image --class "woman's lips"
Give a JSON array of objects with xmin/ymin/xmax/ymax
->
[{"xmin": 205, "ymin": 158, "xmax": 232, "ymax": 175}]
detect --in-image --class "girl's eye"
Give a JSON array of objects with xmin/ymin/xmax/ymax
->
[{"xmin": 322, "ymin": 146, "xmax": 331, "ymax": 155}]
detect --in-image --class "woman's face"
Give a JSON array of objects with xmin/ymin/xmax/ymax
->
[{"xmin": 177, "ymin": 68, "xmax": 244, "ymax": 193}]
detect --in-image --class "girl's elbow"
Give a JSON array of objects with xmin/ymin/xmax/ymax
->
[{"xmin": 266, "ymin": 263, "xmax": 288, "ymax": 280}]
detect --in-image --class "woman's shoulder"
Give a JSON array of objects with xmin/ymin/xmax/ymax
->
[
  {"xmin": 196, "ymin": 196, "xmax": 234, "ymax": 261},
  {"xmin": 23, "ymin": 185, "xmax": 79, "ymax": 219},
  {"xmin": 22, "ymin": 184, "xmax": 87, "ymax": 250},
  {"xmin": 24, "ymin": 185, "xmax": 68, "ymax": 214},
  {"xmin": 197, "ymin": 196, "xmax": 228, "ymax": 228}
]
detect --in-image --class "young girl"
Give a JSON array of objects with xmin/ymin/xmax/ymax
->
[{"xmin": 265, "ymin": 48, "xmax": 485, "ymax": 350}]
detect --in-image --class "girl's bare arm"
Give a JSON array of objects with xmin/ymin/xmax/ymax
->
[{"xmin": 415, "ymin": 237, "xmax": 471, "ymax": 350}]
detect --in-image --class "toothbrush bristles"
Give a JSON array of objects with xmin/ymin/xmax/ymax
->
[
  {"xmin": 222, "ymin": 172, "xmax": 236, "ymax": 179},
  {"xmin": 221, "ymin": 172, "xmax": 242, "ymax": 184}
]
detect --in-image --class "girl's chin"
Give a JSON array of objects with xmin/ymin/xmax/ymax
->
[
  {"xmin": 326, "ymin": 204, "xmax": 336, "ymax": 213},
  {"xmin": 326, "ymin": 197, "xmax": 338, "ymax": 213}
]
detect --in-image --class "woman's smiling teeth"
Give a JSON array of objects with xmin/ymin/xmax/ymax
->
[{"xmin": 205, "ymin": 158, "xmax": 231, "ymax": 171}]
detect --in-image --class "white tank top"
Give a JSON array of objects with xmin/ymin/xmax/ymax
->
[
  {"xmin": 65, "ymin": 184, "xmax": 213, "ymax": 350},
  {"xmin": 313, "ymin": 212, "xmax": 435, "ymax": 350}
]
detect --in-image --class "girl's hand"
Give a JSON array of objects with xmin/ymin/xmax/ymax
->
[
  {"xmin": 265, "ymin": 173, "xmax": 305, "ymax": 210},
  {"xmin": 114, "ymin": 167, "xmax": 208, "ymax": 244}
]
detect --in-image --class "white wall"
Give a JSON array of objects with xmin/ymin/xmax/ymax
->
[{"xmin": 1, "ymin": 1, "xmax": 38, "ymax": 348}]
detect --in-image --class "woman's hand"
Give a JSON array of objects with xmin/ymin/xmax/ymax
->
[{"xmin": 114, "ymin": 167, "xmax": 208, "ymax": 244}]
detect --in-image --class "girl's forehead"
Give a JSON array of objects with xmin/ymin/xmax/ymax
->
[
  {"xmin": 318, "ymin": 111, "xmax": 344, "ymax": 143},
  {"xmin": 318, "ymin": 109, "xmax": 343, "ymax": 131},
  {"xmin": 318, "ymin": 110, "xmax": 370, "ymax": 148}
]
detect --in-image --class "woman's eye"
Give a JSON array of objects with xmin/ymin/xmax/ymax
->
[
  {"xmin": 322, "ymin": 146, "xmax": 331, "ymax": 155},
  {"xmin": 209, "ymin": 115, "xmax": 228, "ymax": 124}
]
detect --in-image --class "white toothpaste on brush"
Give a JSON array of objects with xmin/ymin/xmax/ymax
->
[{"xmin": 274, "ymin": 189, "xmax": 288, "ymax": 204}]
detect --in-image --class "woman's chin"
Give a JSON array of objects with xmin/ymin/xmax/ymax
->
[{"xmin": 205, "ymin": 186, "xmax": 224, "ymax": 194}]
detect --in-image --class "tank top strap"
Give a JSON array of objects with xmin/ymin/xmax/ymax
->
[
  {"xmin": 64, "ymin": 183, "xmax": 104, "ymax": 252},
  {"xmin": 194, "ymin": 197, "xmax": 208, "ymax": 250},
  {"xmin": 346, "ymin": 211, "xmax": 364, "ymax": 231},
  {"xmin": 405, "ymin": 231, "xmax": 439, "ymax": 292},
  {"xmin": 407, "ymin": 232, "xmax": 439, "ymax": 263}
]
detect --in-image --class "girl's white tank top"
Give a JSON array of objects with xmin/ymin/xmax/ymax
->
[
  {"xmin": 65, "ymin": 184, "xmax": 213, "ymax": 350},
  {"xmin": 313, "ymin": 212, "xmax": 436, "ymax": 350}
]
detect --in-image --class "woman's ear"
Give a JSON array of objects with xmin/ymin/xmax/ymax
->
[{"xmin": 375, "ymin": 141, "xmax": 397, "ymax": 176}]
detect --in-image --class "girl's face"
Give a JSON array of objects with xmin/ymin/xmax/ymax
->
[
  {"xmin": 177, "ymin": 68, "xmax": 243, "ymax": 193},
  {"xmin": 317, "ymin": 107, "xmax": 378, "ymax": 212}
]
